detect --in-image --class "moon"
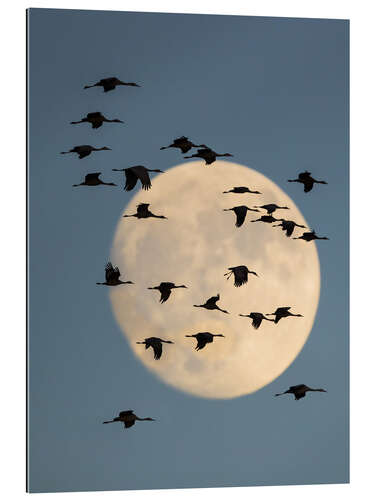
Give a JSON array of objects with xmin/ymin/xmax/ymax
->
[{"xmin": 110, "ymin": 161, "xmax": 320, "ymax": 399}]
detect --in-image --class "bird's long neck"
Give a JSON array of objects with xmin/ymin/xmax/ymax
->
[
  {"xmin": 174, "ymin": 285, "xmax": 185, "ymax": 288},
  {"xmin": 71, "ymin": 119, "xmax": 85, "ymax": 124},
  {"xmin": 151, "ymin": 214, "xmax": 166, "ymax": 219},
  {"xmin": 217, "ymin": 306, "xmax": 229, "ymax": 314}
]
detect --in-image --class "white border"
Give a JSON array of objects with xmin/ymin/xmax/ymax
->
[{"xmin": 1, "ymin": 1, "xmax": 374, "ymax": 499}]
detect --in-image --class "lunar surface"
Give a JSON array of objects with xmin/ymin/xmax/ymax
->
[{"xmin": 110, "ymin": 161, "xmax": 320, "ymax": 399}]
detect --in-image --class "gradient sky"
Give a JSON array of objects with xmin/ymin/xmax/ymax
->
[{"xmin": 27, "ymin": 8, "xmax": 349, "ymax": 493}]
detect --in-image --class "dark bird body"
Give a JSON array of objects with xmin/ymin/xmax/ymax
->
[
  {"xmin": 123, "ymin": 203, "xmax": 167, "ymax": 220},
  {"xmin": 239, "ymin": 312, "xmax": 274, "ymax": 330},
  {"xmin": 184, "ymin": 147, "xmax": 233, "ymax": 165},
  {"xmin": 275, "ymin": 384, "xmax": 327, "ymax": 400},
  {"xmin": 103, "ymin": 410, "xmax": 155, "ymax": 429},
  {"xmin": 71, "ymin": 112, "xmax": 124, "ymax": 129},
  {"xmin": 96, "ymin": 262, "xmax": 133, "ymax": 286},
  {"xmin": 288, "ymin": 171, "xmax": 327, "ymax": 193},
  {"xmin": 223, "ymin": 186, "xmax": 261, "ymax": 194},
  {"xmin": 266, "ymin": 306, "xmax": 303, "ymax": 324},
  {"xmin": 60, "ymin": 145, "xmax": 111, "ymax": 159},
  {"xmin": 293, "ymin": 230, "xmax": 329, "ymax": 242},
  {"xmin": 148, "ymin": 282, "xmax": 187, "ymax": 303},
  {"xmin": 223, "ymin": 205, "xmax": 259, "ymax": 227},
  {"xmin": 194, "ymin": 294, "xmax": 229, "ymax": 314},
  {"xmin": 72, "ymin": 172, "xmax": 116, "ymax": 187},
  {"xmin": 224, "ymin": 265, "xmax": 258, "ymax": 287},
  {"xmin": 273, "ymin": 219, "xmax": 306, "ymax": 237},
  {"xmin": 136, "ymin": 337, "xmax": 174, "ymax": 360},
  {"xmin": 84, "ymin": 77, "xmax": 140, "ymax": 92},
  {"xmin": 160, "ymin": 136, "xmax": 205, "ymax": 154},
  {"xmin": 112, "ymin": 166, "xmax": 164, "ymax": 191},
  {"xmin": 251, "ymin": 215, "xmax": 280, "ymax": 224},
  {"xmin": 254, "ymin": 203, "xmax": 289, "ymax": 215},
  {"xmin": 185, "ymin": 332, "xmax": 225, "ymax": 351}
]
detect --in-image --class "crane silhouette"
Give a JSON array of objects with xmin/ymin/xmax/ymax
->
[
  {"xmin": 273, "ymin": 219, "xmax": 306, "ymax": 237},
  {"xmin": 266, "ymin": 307, "xmax": 303, "ymax": 324},
  {"xmin": 223, "ymin": 206, "xmax": 259, "ymax": 227},
  {"xmin": 250, "ymin": 214, "xmax": 281, "ymax": 224},
  {"xmin": 223, "ymin": 186, "xmax": 261, "ymax": 194},
  {"xmin": 293, "ymin": 230, "xmax": 329, "ymax": 242},
  {"xmin": 72, "ymin": 173, "xmax": 117, "ymax": 187},
  {"xmin": 112, "ymin": 165, "xmax": 164, "ymax": 191},
  {"xmin": 60, "ymin": 145, "xmax": 111, "ymax": 159},
  {"xmin": 184, "ymin": 147, "xmax": 233, "ymax": 165},
  {"xmin": 96, "ymin": 262, "xmax": 133, "ymax": 286},
  {"xmin": 275, "ymin": 384, "xmax": 327, "ymax": 400},
  {"xmin": 239, "ymin": 312, "xmax": 274, "ymax": 330},
  {"xmin": 224, "ymin": 265, "xmax": 259, "ymax": 287},
  {"xmin": 185, "ymin": 332, "xmax": 225, "ymax": 351},
  {"xmin": 254, "ymin": 203, "xmax": 290, "ymax": 215},
  {"xmin": 288, "ymin": 171, "xmax": 327, "ymax": 193},
  {"xmin": 103, "ymin": 410, "xmax": 155, "ymax": 429},
  {"xmin": 84, "ymin": 77, "xmax": 140, "ymax": 92},
  {"xmin": 194, "ymin": 294, "xmax": 229, "ymax": 314},
  {"xmin": 123, "ymin": 203, "xmax": 167, "ymax": 220},
  {"xmin": 136, "ymin": 337, "xmax": 174, "ymax": 360},
  {"xmin": 70, "ymin": 112, "xmax": 123, "ymax": 129},
  {"xmin": 148, "ymin": 282, "xmax": 188, "ymax": 303},
  {"xmin": 160, "ymin": 136, "xmax": 205, "ymax": 154}
]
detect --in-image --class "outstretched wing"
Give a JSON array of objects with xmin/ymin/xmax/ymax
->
[
  {"xmin": 105, "ymin": 262, "xmax": 120, "ymax": 282},
  {"xmin": 284, "ymin": 221, "xmax": 294, "ymax": 237},
  {"xmin": 124, "ymin": 420, "xmax": 135, "ymax": 428},
  {"xmin": 303, "ymin": 179, "xmax": 314, "ymax": 192},
  {"xmin": 159, "ymin": 287, "xmax": 172, "ymax": 304},
  {"xmin": 233, "ymin": 266, "xmax": 248, "ymax": 287},
  {"xmin": 85, "ymin": 172, "xmax": 101, "ymax": 183},
  {"xmin": 251, "ymin": 313, "xmax": 262, "ymax": 330},
  {"xmin": 234, "ymin": 206, "xmax": 247, "ymax": 227},
  {"xmin": 195, "ymin": 337, "xmax": 208, "ymax": 351},
  {"xmin": 151, "ymin": 341, "xmax": 163, "ymax": 360},
  {"xmin": 205, "ymin": 294, "xmax": 220, "ymax": 306},
  {"xmin": 130, "ymin": 166, "xmax": 152, "ymax": 190},
  {"xmin": 124, "ymin": 168, "xmax": 139, "ymax": 191},
  {"xmin": 136, "ymin": 203, "xmax": 149, "ymax": 215},
  {"xmin": 119, "ymin": 410, "xmax": 134, "ymax": 417}
]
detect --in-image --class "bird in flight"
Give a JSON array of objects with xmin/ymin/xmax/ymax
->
[
  {"xmin": 288, "ymin": 171, "xmax": 327, "ymax": 193},
  {"xmin": 112, "ymin": 165, "xmax": 164, "ymax": 191},
  {"xmin": 239, "ymin": 312, "xmax": 274, "ymax": 330},
  {"xmin": 275, "ymin": 384, "xmax": 327, "ymax": 400},
  {"xmin": 224, "ymin": 265, "xmax": 259, "ymax": 287},
  {"xmin": 185, "ymin": 332, "xmax": 225, "ymax": 351},
  {"xmin": 194, "ymin": 294, "xmax": 229, "ymax": 314},
  {"xmin": 84, "ymin": 77, "xmax": 140, "ymax": 92},
  {"xmin": 123, "ymin": 203, "xmax": 167, "ymax": 220},
  {"xmin": 250, "ymin": 214, "xmax": 281, "ymax": 224},
  {"xmin": 266, "ymin": 307, "xmax": 303, "ymax": 324},
  {"xmin": 223, "ymin": 205, "xmax": 259, "ymax": 227},
  {"xmin": 60, "ymin": 145, "xmax": 111, "ymax": 159},
  {"xmin": 272, "ymin": 219, "xmax": 306, "ymax": 237},
  {"xmin": 223, "ymin": 186, "xmax": 261, "ymax": 195},
  {"xmin": 253, "ymin": 203, "xmax": 289, "ymax": 215},
  {"xmin": 148, "ymin": 282, "xmax": 188, "ymax": 303},
  {"xmin": 72, "ymin": 172, "xmax": 117, "ymax": 187},
  {"xmin": 103, "ymin": 410, "xmax": 155, "ymax": 429},
  {"xmin": 96, "ymin": 262, "xmax": 133, "ymax": 286},
  {"xmin": 136, "ymin": 337, "xmax": 174, "ymax": 360},
  {"xmin": 184, "ymin": 147, "xmax": 233, "ymax": 165},
  {"xmin": 160, "ymin": 136, "xmax": 205, "ymax": 154},
  {"xmin": 70, "ymin": 112, "xmax": 124, "ymax": 129},
  {"xmin": 293, "ymin": 230, "xmax": 329, "ymax": 242}
]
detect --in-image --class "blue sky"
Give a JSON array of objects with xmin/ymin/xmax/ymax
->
[{"xmin": 28, "ymin": 8, "xmax": 348, "ymax": 493}]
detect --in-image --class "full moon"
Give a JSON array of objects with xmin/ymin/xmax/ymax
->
[{"xmin": 110, "ymin": 162, "xmax": 320, "ymax": 399}]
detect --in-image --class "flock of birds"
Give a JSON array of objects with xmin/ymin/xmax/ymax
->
[{"xmin": 64, "ymin": 76, "xmax": 329, "ymax": 430}]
